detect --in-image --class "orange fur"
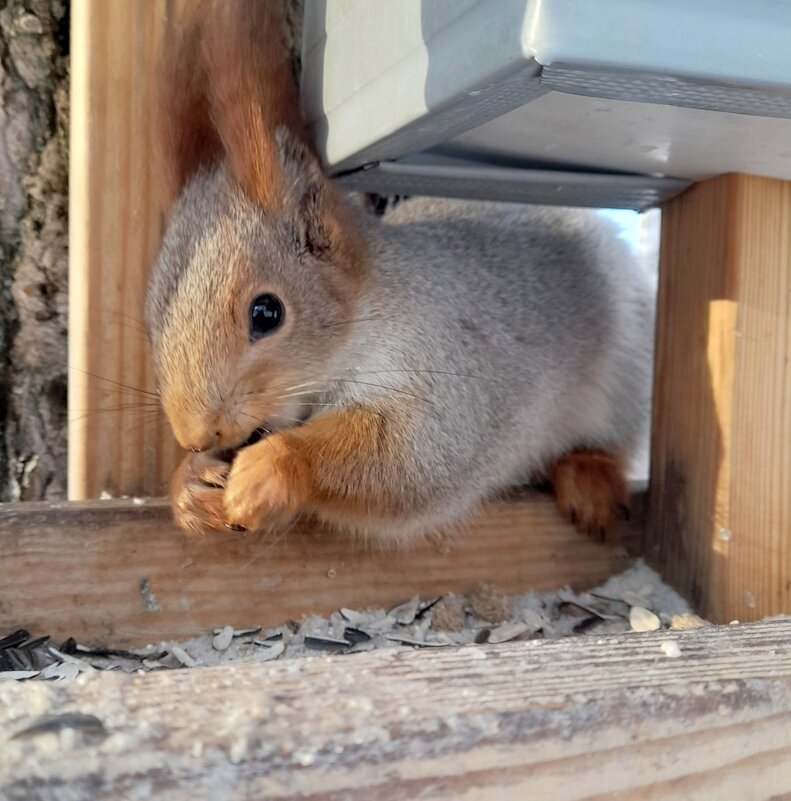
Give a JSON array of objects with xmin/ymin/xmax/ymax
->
[
  {"xmin": 224, "ymin": 405, "xmax": 415, "ymax": 532},
  {"xmin": 171, "ymin": 405, "xmax": 413, "ymax": 533},
  {"xmin": 155, "ymin": 7, "xmax": 223, "ymax": 209},
  {"xmin": 156, "ymin": 0, "xmax": 307, "ymax": 212},
  {"xmin": 290, "ymin": 405, "xmax": 412, "ymax": 518},
  {"xmin": 223, "ymin": 433, "xmax": 312, "ymax": 532},
  {"xmin": 551, "ymin": 448, "xmax": 628, "ymax": 539},
  {"xmin": 200, "ymin": 0, "xmax": 308, "ymax": 211}
]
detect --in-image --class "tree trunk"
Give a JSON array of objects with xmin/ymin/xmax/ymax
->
[{"xmin": 0, "ymin": 0, "xmax": 68, "ymax": 501}]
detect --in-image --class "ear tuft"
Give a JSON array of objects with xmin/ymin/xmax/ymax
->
[
  {"xmin": 155, "ymin": 8, "xmax": 224, "ymax": 209},
  {"xmin": 156, "ymin": 0, "xmax": 309, "ymax": 213},
  {"xmin": 200, "ymin": 0, "xmax": 308, "ymax": 211}
]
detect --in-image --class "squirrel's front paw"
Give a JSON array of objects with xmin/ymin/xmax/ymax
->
[
  {"xmin": 223, "ymin": 434, "xmax": 312, "ymax": 532},
  {"xmin": 171, "ymin": 450, "xmax": 232, "ymax": 534}
]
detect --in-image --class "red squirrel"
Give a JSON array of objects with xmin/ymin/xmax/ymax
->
[{"xmin": 146, "ymin": 1, "xmax": 653, "ymax": 542}]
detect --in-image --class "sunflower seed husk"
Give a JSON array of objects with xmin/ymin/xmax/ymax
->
[
  {"xmin": 212, "ymin": 626, "xmax": 234, "ymax": 652},
  {"xmin": 630, "ymin": 606, "xmax": 661, "ymax": 632},
  {"xmin": 303, "ymin": 636, "xmax": 350, "ymax": 652},
  {"xmin": 389, "ymin": 596, "xmax": 421, "ymax": 625},
  {"xmin": 487, "ymin": 622, "xmax": 530, "ymax": 644}
]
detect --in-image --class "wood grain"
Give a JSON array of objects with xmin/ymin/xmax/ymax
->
[
  {"xmin": 648, "ymin": 173, "xmax": 791, "ymax": 622},
  {"xmin": 68, "ymin": 0, "xmax": 198, "ymax": 499},
  {"xmin": 0, "ymin": 492, "xmax": 639, "ymax": 647},
  {"xmin": 2, "ymin": 619, "xmax": 790, "ymax": 800}
]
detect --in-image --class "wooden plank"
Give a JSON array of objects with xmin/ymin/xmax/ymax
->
[
  {"xmin": 2, "ymin": 620, "xmax": 790, "ymax": 800},
  {"xmin": 647, "ymin": 173, "xmax": 791, "ymax": 623},
  {"xmin": 0, "ymin": 492, "xmax": 639, "ymax": 647},
  {"xmin": 68, "ymin": 0, "xmax": 197, "ymax": 500}
]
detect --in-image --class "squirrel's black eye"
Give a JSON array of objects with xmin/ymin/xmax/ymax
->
[{"xmin": 249, "ymin": 293, "xmax": 284, "ymax": 340}]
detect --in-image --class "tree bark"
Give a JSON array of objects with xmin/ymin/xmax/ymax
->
[{"xmin": 0, "ymin": 0, "xmax": 69, "ymax": 501}]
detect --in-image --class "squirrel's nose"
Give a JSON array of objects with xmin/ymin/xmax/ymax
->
[
  {"xmin": 179, "ymin": 420, "xmax": 224, "ymax": 453},
  {"xmin": 183, "ymin": 432, "xmax": 221, "ymax": 453}
]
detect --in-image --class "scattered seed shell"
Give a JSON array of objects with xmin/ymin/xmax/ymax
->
[
  {"xmin": 251, "ymin": 640, "xmax": 285, "ymax": 661},
  {"xmin": 212, "ymin": 626, "xmax": 234, "ymax": 651},
  {"xmin": 0, "ymin": 629, "xmax": 30, "ymax": 650},
  {"xmin": 630, "ymin": 606, "xmax": 661, "ymax": 632},
  {"xmin": 232, "ymin": 627, "xmax": 262, "ymax": 638},
  {"xmin": 487, "ymin": 622, "xmax": 530, "ymax": 644},
  {"xmin": 522, "ymin": 608, "xmax": 547, "ymax": 632},
  {"xmin": 343, "ymin": 627, "xmax": 372, "ymax": 645},
  {"xmin": 48, "ymin": 648, "xmax": 96, "ymax": 673},
  {"xmin": 168, "ymin": 645, "xmax": 198, "ymax": 668},
  {"xmin": 41, "ymin": 661, "xmax": 80, "ymax": 681},
  {"xmin": 0, "ymin": 670, "xmax": 40, "ymax": 681},
  {"xmin": 573, "ymin": 616, "xmax": 602, "ymax": 634},
  {"xmin": 385, "ymin": 635, "xmax": 449, "ymax": 648},
  {"xmin": 339, "ymin": 608, "xmax": 366, "ymax": 624},
  {"xmin": 559, "ymin": 598, "xmax": 622, "ymax": 621},
  {"xmin": 474, "ymin": 628, "xmax": 490, "ymax": 644},
  {"xmin": 304, "ymin": 636, "xmax": 351, "ymax": 652},
  {"xmin": 389, "ymin": 596, "xmax": 421, "ymax": 625},
  {"xmin": 415, "ymin": 597, "xmax": 441, "ymax": 619},
  {"xmin": 670, "ymin": 613, "xmax": 709, "ymax": 630}
]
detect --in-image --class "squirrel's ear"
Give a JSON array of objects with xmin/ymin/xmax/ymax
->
[
  {"xmin": 155, "ymin": 10, "xmax": 223, "ymax": 209},
  {"xmin": 275, "ymin": 127, "xmax": 364, "ymax": 267}
]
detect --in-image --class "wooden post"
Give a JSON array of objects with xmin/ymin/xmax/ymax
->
[
  {"xmin": 647, "ymin": 173, "xmax": 791, "ymax": 623},
  {"xmin": 68, "ymin": 0, "xmax": 197, "ymax": 499}
]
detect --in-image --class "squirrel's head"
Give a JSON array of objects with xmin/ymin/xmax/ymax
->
[{"xmin": 145, "ymin": 1, "xmax": 365, "ymax": 452}]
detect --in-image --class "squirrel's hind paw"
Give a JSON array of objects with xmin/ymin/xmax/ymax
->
[{"xmin": 551, "ymin": 448, "xmax": 628, "ymax": 540}]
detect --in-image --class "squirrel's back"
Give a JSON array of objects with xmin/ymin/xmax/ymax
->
[{"xmin": 328, "ymin": 197, "xmax": 654, "ymax": 483}]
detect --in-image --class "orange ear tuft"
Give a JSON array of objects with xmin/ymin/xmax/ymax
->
[
  {"xmin": 200, "ymin": 0, "xmax": 309, "ymax": 211},
  {"xmin": 155, "ymin": 6, "xmax": 223, "ymax": 210},
  {"xmin": 155, "ymin": 0, "xmax": 308, "ymax": 213}
]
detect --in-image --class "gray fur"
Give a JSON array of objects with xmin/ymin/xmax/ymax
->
[
  {"xmin": 147, "ymin": 164, "xmax": 654, "ymax": 539},
  {"xmin": 324, "ymin": 198, "xmax": 654, "ymax": 533}
]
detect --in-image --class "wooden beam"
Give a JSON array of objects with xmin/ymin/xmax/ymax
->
[
  {"xmin": 2, "ymin": 620, "xmax": 791, "ymax": 799},
  {"xmin": 68, "ymin": 0, "xmax": 198, "ymax": 499},
  {"xmin": 0, "ymin": 492, "xmax": 639, "ymax": 647},
  {"xmin": 648, "ymin": 173, "xmax": 791, "ymax": 623}
]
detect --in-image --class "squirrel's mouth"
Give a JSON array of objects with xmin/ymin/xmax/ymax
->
[
  {"xmin": 234, "ymin": 425, "xmax": 271, "ymax": 452},
  {"xmin": 236, "ymin": 405, "xmax": 314, "ymax": 451},
  {"xmin": 241, "ymin": 426, "xmax": 269, "ymax": 449}
]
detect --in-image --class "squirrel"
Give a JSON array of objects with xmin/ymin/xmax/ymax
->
[{"xmin": 145, "ymin": 0, "xmax": 654, "ymax": 543}]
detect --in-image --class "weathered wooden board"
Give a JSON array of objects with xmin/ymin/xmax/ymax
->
[
  {"xmin": 2, "ymin": 620, "xmax": 790, "ymax": 800},
  {"xmin": 648, "ymin": 173, "xmax": 791, "ymax": 623},
  {"xmin": 0, "ymin": 492, "xmax": 639, "ymax": 647},
  {"xmin": 69, "ymin": 0, "xmax": 198, "ymax": 500}
]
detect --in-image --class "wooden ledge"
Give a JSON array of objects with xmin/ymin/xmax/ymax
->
[
  {"xmin": 2, "ymin": 620, "xmax": 790, "ymax": 799},
  {"xmin": 0, "ymin": 491, "xmax": 641, "ymax": 647}
]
